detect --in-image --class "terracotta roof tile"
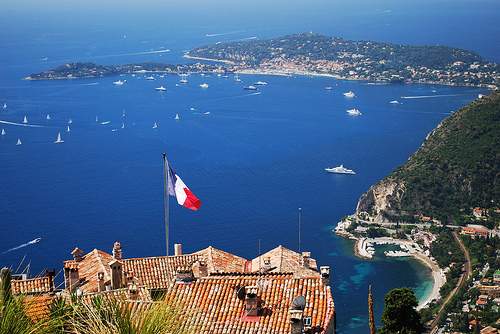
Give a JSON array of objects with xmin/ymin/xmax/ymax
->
[{"xmin": 12, "ymin": 277, "xmax": 52, "ymax": 295}]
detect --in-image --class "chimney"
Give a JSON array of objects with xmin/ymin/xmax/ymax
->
[
  {"xmin": 301, "ymin": 252, "xmax": 311, "ymax": 268},
  {"xmin": 320, "ymin": 266, "xmax": 330, "ymax": 286},
  {"xmin": 245, "ymin": 286, "xmax": 259, "ymax": 317},
  {"xmin": 290, "ymin": 309, "xmax": 304, "ymax": 334},
  {"xmin": 128, "ymin": 283, "xmax": 138, "ymax": 300},
  {"xmin": 174, "ymin": 243, "xmax": 182, "ymax": 256},
  {"xmin": 109, "ymin": 260, "xmax": 123, "ymax": 290},
  {"xmin": 45, "ymin": 269, "xmax": 55, "ymax": 292},
  {"xmin": 64, "ymin": 263, "xmax": 79, "ymax": 292},
  {"xmin": 175, "ymin": 265, "xmax": 194, "ymax": 283},
  {"xmin": 112, "ymin": 242, "xmax": 122, "ymax": 260},
  {"xmin": 72, "ymin": 247, "xmax": 83, "ymax": 262},
  {"xmin": 97, "ymin": 272, "xmax": 105, "ymax": 292}
]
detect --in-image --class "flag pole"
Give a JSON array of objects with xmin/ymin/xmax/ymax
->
[{"xmin": 163, "ymin": 153, "xmax": 171, "ymax": 285}]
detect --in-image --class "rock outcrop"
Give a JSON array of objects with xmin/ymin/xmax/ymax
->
[{"xmin": 356, "ymin": 181, "xmax": 405, "ymax": 218}]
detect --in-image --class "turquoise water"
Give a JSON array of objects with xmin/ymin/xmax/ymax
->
[{"xmin": 1, "ymin": 1, "xmax": 499, "ymax": 332}]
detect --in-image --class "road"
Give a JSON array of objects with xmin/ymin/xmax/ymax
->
[{"xmin": 426, "ymin": 231, "xmax": 471, "ymax": 333}]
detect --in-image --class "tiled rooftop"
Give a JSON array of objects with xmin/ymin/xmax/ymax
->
[
  {"xmin": 164, "ymin": 274, "xmax": 335, "ymax": 333},
  {"xmin": 12, "ymin": 276, "xmax": 52, "ymax": 295}
]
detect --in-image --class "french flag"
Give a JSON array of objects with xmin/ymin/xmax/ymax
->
[{"xmin": 167, "ymin": 163, "xmax": 201, "ymax": 211}]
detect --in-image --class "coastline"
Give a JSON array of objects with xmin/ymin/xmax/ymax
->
[{"xmin": 340, "ymin": 230, "xmax": 445, "ymax": 309}]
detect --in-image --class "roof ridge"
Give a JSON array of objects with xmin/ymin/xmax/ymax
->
[{"xmin": 93, "ymin": 249, "xmax": 111, "ymax": 281}]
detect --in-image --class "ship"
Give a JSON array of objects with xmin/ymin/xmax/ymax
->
[
  {"xmin": 346, "ymin": 108, "xmax": 362, "ymax": 115},
  {"xmin": 325, "ymin": 164, "xmax": 356, "ymax": 175},
  {"xmin": 343, "ymin": 91, "xmax": 355, "ymax": 97},
  {"xmin": 244, "ymin": 85, "xmax": 257, "ymax": 90},
  {"xmin": 155, "ymin": 86, "xmax": 167, "ymax": 91}
]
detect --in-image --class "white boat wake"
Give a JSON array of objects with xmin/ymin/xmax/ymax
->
[
  {"xmin": 1, "ymin": 238, "xmax": 41, "ymax": 255},
  {"xmin": 400, "ymin": 94, "xmax": 460, "ymax": 99},
  {"xmin": 0, "ymin": 120, "xmax": 45, "ymax": 128}
]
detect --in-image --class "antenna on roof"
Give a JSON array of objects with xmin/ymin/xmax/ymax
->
[
  {"xmin": 291, "ymin": 295, "xmax": 306, "ymax": 310},
  {"xmin": 298, "ymin": 208, "xmax": 302, "ymax": 254},
  {"xmin": 237, "ymin": 286, "xmax": 246, "ymax": 300}
]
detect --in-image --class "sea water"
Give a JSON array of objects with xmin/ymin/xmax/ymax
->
[{"xmin": 1, "ymin": 1, "xmax": 499, "ymax": 333}]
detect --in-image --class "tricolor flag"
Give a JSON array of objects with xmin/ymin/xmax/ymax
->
[{"xmin": 167, "ymin": 163, "xmax": 201, "ymax": 211}]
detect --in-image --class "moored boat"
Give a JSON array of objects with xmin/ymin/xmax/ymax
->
[
  {"xmin": 325, "ymin": 164, "xmax": 356, "ymax": 175},
  {"xmin": 244, "ymin": 85, "xmax": 257, "ymax": 90},
  {"xmin": 199, "ymin": 83, "xmax": 209, "ymax": 88},
  {"xmin": 343, "ymin": 91, "xmax": 355, "ymax": 97},
  {"xmin": 346, "ymin": 108, "xmax": 362, "ymax": 115},
  {"xmin": 155, "ymin": 86, "xmax": 167, "ymax": 91}
]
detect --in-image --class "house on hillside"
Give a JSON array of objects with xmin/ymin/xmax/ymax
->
[{"xmin": 60, "ymin": 242, "xmax": 336, "ymax": 334}]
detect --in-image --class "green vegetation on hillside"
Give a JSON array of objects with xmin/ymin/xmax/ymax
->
[{"xmin": 380, "ymin": 91, "xmax": 500, "ymax": 223}]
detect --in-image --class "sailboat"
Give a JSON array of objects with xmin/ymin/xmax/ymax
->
[
  {"xmin": 23, "ymin": 116, "xmax": 28, "ymax": 124},
  {"xmin": 68, "ymin": 118, "xmax": 72, "ymax": 124},
  {"xmin": 67, "ymin": 125, "xmax": 71, "ymax": 132},
  {"xmin": 3, "ymin": 103, "xmax": 6, "ymax": 109},
  {"xmin": 46, "ymin": 114, "xmax": 51, "ymax": 120},
  {"xmin": 180, "ymin": 74, "xmax": 188, "ymax": 83},
  {"xmin": 95, "ymin": 116, "xmax": 98, "ymax": 123},
  {"xmin": 153, "ymin": 122, "xmax": 157, "ymax": 129},
  {"xmin": 234, "ymin": 74, "xmax": 242, "ymax": 82},
  {"xmin": 121, "ymin": 123, "xmax": 125, "ymax": 129},
  {"xmin": 175, "ymin": 114, "xmax": 179, "ymax": 120},
  {"xmin": 1, "ymin": 129, "xmax": 5, "ymax": 135},
  {"xmin": 54, "ymin": 132, "xmax": 64, "ymax": 143},
  {"xmin": 16, "ymin": 139, "xmax": 22, "ymax": 146},
  {"xmin": 122, "ymin": 110, "xmax": 125, "ymax": 117}
]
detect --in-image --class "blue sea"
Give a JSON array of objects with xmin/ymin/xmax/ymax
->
[{"xmin": 1, "ymin": 1, "xmax": 499, "ymax": 332}]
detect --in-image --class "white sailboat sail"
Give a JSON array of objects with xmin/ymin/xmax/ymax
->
[
  {"xmin": 16, "ymin": 138, "xmax": 21, "ymax": 145},
  {"xmin": 153, "ymin": 122, "xmax": 157, "ymax": 129},
  {"xmin": 175, "ymin": 114, "xmax": 179, "ymax": 120},
  {"xmin": 54, "ymin": 132, "xmax": 64, "ymax": 143},
  {"xmin": 23, "ymin": 116, "xmax": 28, "ymax": 124},
  {"xmin": 1, "ymin": 129, "xmax": 5, "ymax": 135},
  {"xmin": 67, "ymin": 125, "xmax": 70, "ymax": 132}
]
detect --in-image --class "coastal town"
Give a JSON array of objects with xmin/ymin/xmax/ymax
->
[
  {"xmin": 334, "ymin": 204, "xmax": 500, "ymax": 333},
  {"xmin": 27, "ymin": 33, "xmax": 499, "ymax": 91}
]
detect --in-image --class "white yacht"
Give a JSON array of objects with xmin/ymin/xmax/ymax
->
[
  {"xmin": 325, "ymin": 164, "xmax": 356, "ymax": 175},
  {"xmin": 343, "ymin": 91, "xmax": 355, "ymax": 97},
  {"xmin": 113, "ymin": 80, "xmax": 125, "ymax": 85},
  {"xmin": 253, "ymin": 81, "xmax": 268, "ymax": 85},
  {"xmin": 199, "ymin": 83, "xmax": 209, "ymax": 88},
  {"xmin": 346, "ymin": 108, "xmax": 362, "ymax": 115},
  {"xmin": 146, "ymin": 76, "xmax": 155, "ymax": 80},
  {"xmin": 244, "ymin": 85, "xmax": 257, "ymax": 90},
  {"xmin": 155, "ymin": 86, "xmax": 167, "ymax": 91},
  {"xmin": 54, "ymin": 132, "xmax": 64, "ymax": 143}
]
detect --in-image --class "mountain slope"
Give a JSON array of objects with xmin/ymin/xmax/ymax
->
[{"xmin": 356, "ymin": 90, "xmax": 500, "ymax": 224}]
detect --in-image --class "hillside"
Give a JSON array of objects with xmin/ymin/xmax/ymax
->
[
  {"xmin": 187, "ymin": 33, "xmax": 499, "ymax": 88},
  {"xmin": 356, "ymin": 90, "xmax": 500, "ymax": 224}
]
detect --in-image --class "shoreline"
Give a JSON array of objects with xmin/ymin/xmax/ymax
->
[{"xmin": 347, "ymin": 234, "xmax": 445, "ymax": 309}]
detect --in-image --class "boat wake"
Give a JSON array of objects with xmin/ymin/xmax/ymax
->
[
  {"xmin": 0, "ymin": 120, "xmax": 45, "ymax": 128},
  {"xmin": 206, "ymin": 31, "xmax": 241, "ymax": 37},
  {"xmin": 0, "ymin": 238, "xmax": 41, "ymax": 255},
  {"xmin": 400, "ymin": 94, "xmax": 460, "ymax": 99}
]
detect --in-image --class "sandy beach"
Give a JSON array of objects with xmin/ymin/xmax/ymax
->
[{"xmin": 353, "ymin": 236, "xmax": 445, "ymax": 309}]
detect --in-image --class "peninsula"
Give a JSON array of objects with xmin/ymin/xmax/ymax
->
[{"xmin": 27, "ymin": 33, "xmax": 499, "ymax": 89}]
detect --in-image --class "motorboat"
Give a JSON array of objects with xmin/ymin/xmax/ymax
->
[
  {"xmin": 155, "ymin": 86, "xmax": 167, "ymax": 91},
  {"xmin": 343, "ymin": 91, "xmax": 355, "ymax": 97},
  {"xmin": 346, "ymin": 108, "xmax": 362, "ymax": 115}
]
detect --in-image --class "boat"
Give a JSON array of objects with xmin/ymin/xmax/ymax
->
[
  {"xmin": 325, "ymin": 164, "xmax": 356, "ymax": 175},
  {"xmin": 175, "ymin": 114, "xmax": 179, "ymax": 120},
  {"xmin": 1, "ymin": 129, "xmax": 5, "ymax": 135},
  {"xmin": 46, "ymin": 114, "xmax": 51, "ymax": 120},
  {"xmin": 343, "ymin": 91, "xmax": 355, "ymax": 97},
  {"xmin": 190, "ymin": 107, "xmax": 196, "ymax": 111},
  {"xmin": 95, "ymin": 116, "xmax": 98, "ymax": 122},
  {"xmin": 223, "ymin": 75, "xmax": 229, "ymax": 78},
  {"xmin": 244, "ymin": 85, "xmax": 257, "ymax": 90},
  {"xmin": 122, "ymin": 110, "xmax": 125, "ymax": 117},
  {"xmin": 54, "ymin": 132, "xmax": 64, "ymax": 143},
  {"xmin": 155, "ymin": 86, "xmax": 167, "ymax": 91},
  {"xmin": 199, "ymin": 83, "xmax": 209, "ymax": 88},
  {"xmin": 253, "ymin": 81, "xmax": 268, "ymax": 85},
  {"xmin": 32, "ymin": 238, "xmax": 41, "ymax": 243},
  {"xmin": 113, "ymin": 80, "xmax": 125, "ymax": 85},
  {"xmin": 101, "ymin": 121, "xmax": 110, "ymax": 125},
  {"xmin": 325, "ymin": 87, "xmax": 332, "ymax": 90},
  {"xmin": 346, "ymin": 108, "xmax": 362, "ymax": 115},
  {"xmin": 3, "ymin": 103, "xmax": 6, "ymax": 109},
  {"xmin": 68, "ymin": 118, "xmax": 72, "ymax": 124},
  {"xmin": 234, "ymin": 74, "xmax": 242, "ymax": 82},
  {"xmin": 390, "ymin": 100, "xmax": 399, "ymax": 104},
  {"xmin": 153, "ymin": 122, "xmax": 157, "ymax": 129},
  {"xmin": 16, "ymin": 139, "xmax": 22, "ymax": 146},
  {"xmin": 204, "ymin": 112, "xmax": 211, "ymax": 115},
  {"xmin": 180, "ymin": 74, "xmax": 188, "ymax": 83},
  {"xmin": 23, "ymin": 116, "xmax": 28, "ymax": 124},
  {"xmin": 121, "ymin": 123, "xmax": 125, "ymax": 129},
  {"xmin": 67, "ymin": 125, "xmax": 70, "ymax": 132},
  {"xmin": 146, "ymin": 76, "xmax": 155, "ymax": 80}
]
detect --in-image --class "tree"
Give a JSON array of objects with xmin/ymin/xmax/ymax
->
[{"xmin": 379, "ymin": 287, "xmax": 425, "ymax": 334}]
